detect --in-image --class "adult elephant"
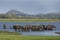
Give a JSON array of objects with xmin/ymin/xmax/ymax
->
[
  {"xmin": 21, "ymin": 25, "xmax": 31, "ymax": 32},
  {"xmin": 3, "ymin": 24, "xmax": 7, "ymax": 29},
  {"xmin": 35, "ymin": 26, "xmax": 40, "ymax": 31},
  {"xmin": 37, "ymin": 25, "xmax": 46, "ymax": 31},
  {"xmin": 46, "ymin": 25, "xmax": 56, "ymax": 30},
  {"xmin": 13, "ymin": 24, "xmax": 21, "ymax": 32},
  {"xmin": 31, "ymin": 25, "xmax": 45, "ymax": 31},
  {"xmin": 31, "ymin": 25, "xmax": 37, "ymax": 31}
]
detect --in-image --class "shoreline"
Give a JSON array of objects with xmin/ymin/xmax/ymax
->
[{"xmin": 0, "ymin": 19, "xmax": 60, "ymax": 22}]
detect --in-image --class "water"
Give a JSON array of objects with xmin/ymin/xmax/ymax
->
[{"xmin": 0, "ymin": 22, "xmax": 60, "ymax": 36}]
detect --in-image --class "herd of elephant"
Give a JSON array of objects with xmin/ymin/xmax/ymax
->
[{"xmin": 3, "ymin": 24, "xmax": 56, "ymax": 32}]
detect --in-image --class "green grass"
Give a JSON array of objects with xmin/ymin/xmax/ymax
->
[
  {"xmin": 0, "ymin": 31, "xmax": 20, "ymax": 35},
  {"xmin": 0, "ymin": 19, "xmax": 60, "ymax": 22},
  {"xmin": 0, "ymin": 31, "xmax": 60, "ymax": 40}
]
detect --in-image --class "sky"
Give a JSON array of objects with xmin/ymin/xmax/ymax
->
[{"xmin": 0, "ymin": 0, "xmax": 60, "ymax": 15}]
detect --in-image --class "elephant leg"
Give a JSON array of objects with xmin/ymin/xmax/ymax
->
[
  {"xmin": 15, "ymin": 29, "xmax": 17, "ymax": 32},
  {"xmin": 18, "ymin": 29, "xmax": 20, "ymax": 32},
  {"xmin": 21, "ymin": 28, "xmax": 24, "ymax": 32},
  {"xmin": 31, "ymin": 28, "xmax": 33, "ymax": 31},
  {"xmin": 28, "ymin": 29, "xmax": 30, "ymax": 32},
  {"xmin": 47, "ymin": 28, "xmax": 53, "ymax": 30},
  {"xmin": 39, "ymin": 28, "xmax": 42, "ymax": 31},
  {"xmin": 32, "ymin": 29, "xmax": 35, "ymax": 31},
  {"xmin": 42, "ymin": 28, "xmax": 45, "ymax": 31},
  {"xmin": 22, "ymin": 28, "xmax": 26, "ymax": 32},
  {"xmin": 36, "ymin": 28, "xmax": 40, "ymax": 31},
  {"xmin": 27, "ymin": 29, "xmax": 29, "ymax": 32},
  {"xmin": 37, "ymin": 29, "xmax": 40, "ymax": 31},
  {"xmin": 39, "ymin": 28, "xmax": 43, "ymax": 31},
  {"xmin": 44, "ymin": 26, "xmax": 47, "ymax": 30}
]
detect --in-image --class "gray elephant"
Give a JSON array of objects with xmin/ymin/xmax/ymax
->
[
  {"xmin": 13, "ymin": 24, "xmax": 21, "ymax": 32},
  {"xmin": 46, "ymin": 25, "xmax": 56, "ymax": 30},
  {"xmin": 21, "ymin": 25, "xmax": 31, "ymax": 32},
  {"xmin": 3, "ymin": 24, "xmax": 7, "ymax": 29}
]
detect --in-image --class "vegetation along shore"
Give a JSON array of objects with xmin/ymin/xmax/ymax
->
[
  {"xmin": 0, "ymin": 19, "xmax": 60, "ymax": 22},
  {"xmin": 0, "ymin": 31, "xmax": 60, "ymax": 40}
]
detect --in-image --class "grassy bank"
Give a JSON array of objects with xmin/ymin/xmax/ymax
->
[
  {"xmin": 0, "ymin": 19, "xmax": 60, "ymax": 22},
  {"xmin": 0, "ymin": 31, "xmax": 20, "ymax": 35},
  {"xmin": 0, "ymin": 31, "xmax": 60, "ymax": 40}
]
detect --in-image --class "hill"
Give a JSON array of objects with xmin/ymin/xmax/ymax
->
[
  {"xmin": 0, "ymin": 9, "xmax": 60, "ymax": 19},
  {"xmin": 36, "ymin": 13, "xmax": 60, "ymax": 19},
  {"xmin": 6, "ymin": 9, "xmax": 30, "ymax": 17}
]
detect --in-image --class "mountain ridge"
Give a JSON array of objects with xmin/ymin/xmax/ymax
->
[{"xmin": 0, "ymin": 9, "xmax": 60, "ymax": 19}]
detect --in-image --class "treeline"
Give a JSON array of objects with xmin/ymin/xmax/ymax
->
[{"xmin": 0, "ymin": 14, "xmax": 60, "ymax": 19}]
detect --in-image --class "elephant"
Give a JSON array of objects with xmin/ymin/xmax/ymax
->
[
  {"xmin": 31, "ymin": 25, "xmax": 56, "ymax": 31},
  {"xmin": 37, "ymin": 25, "xmax": 46, "ymax": 31},
  {"xmin": 13, "ymin": 24, "xmax": 56, "ymax": 32},
  {"xmin": 21, "ymin": 25, "xmax": 32, "ymax": 32},
  {"xmin": 13, "ymin": 24, "xmax": 22, "ymax": 32},
  {"xmin": 46, "ymin": 25, "xmax": 56, "ymax": 30},
  {"xmin": 35, "ymin": 26, "xmax": 40, "ymax": 31},
  {"xmin": 3, "ymin": 24, "xmax": 7, "ymax": 29},
  {"xmin": 21, "ymin": 26, "xmax": 27, "ymax": 32},
  {"xmin": 31, "ymin": 25, "xmax": 46, "ymax": 31},
  {"xmin": 31, "ymin": 25, "xmax": 37, "ymax": 31},
  {"xmin": 38, "ymin": 25, "xmax": 56, "ymax": 30}
]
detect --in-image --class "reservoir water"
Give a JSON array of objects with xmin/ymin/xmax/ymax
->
[{"xmin": 0, "ymin": 22, "xmax": 60, "ymax": 36}]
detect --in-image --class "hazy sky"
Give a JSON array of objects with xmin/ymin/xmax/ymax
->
[{"xmin": 0, "ymin": 0, "xmax": 60, "ymax": 14}]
